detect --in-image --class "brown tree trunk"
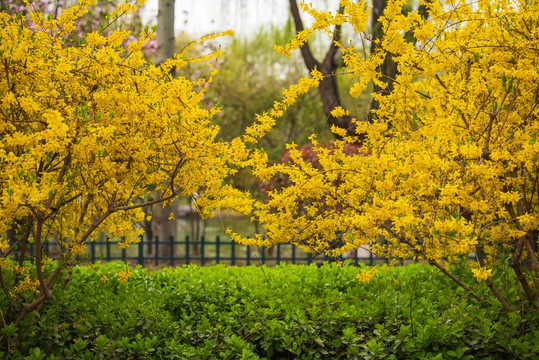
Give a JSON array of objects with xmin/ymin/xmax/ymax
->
[{"xmin": 289, "ymin": 0, "xmax": 357, "ymax": 140}]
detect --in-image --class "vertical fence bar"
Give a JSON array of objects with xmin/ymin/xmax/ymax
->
[
  {"xmin": 231, "ymin": 240, "xmax": 236, "ymax": 266},
  {"xmin": 121, "ymin": 237, "xmax": 126, "ymax": 263},
  {"xmin": 106, "ymin": 239, "xmax": 111, "ymax": 262},
  {"xmin": 29, "ymin": 243, "xmax": 34, "ymax": 264},
  {"xmin": 216, "ymin": 235, "xmax": 220, "ymax": 264},
  {"xmin": 261, "ymin": 246, "xmax": 266, "ymax": 265},
  {"xmin": 91, "ymin": 241, "xmax": 96, "ymax": 263},
  {"xmin": 276, "ymin": 244, "xmax": 281, "ymax": 264},
  {"xmin": 138, "ymin": 237, "xmax": 144, "ymax": 266},
  {"xmin": 291, "ymin": 245, "xmax": 296, "ymax": 264},
  {"xmin": 170, "ymin": 236, "xmax": 174, "ymax": 266},
  {"xmin": 45, "ymin": 241, "xmax": 49, "ymax": 258},
  {"xmin": 246, "ymin": 246, "xmax": 251, "ymax": 265},
  {"xmin": 154, "ymin": 236, "xmax": 159, "ymax": 267},
  {"xmin": 369, "ymin": 250, "xmax": 373, "ymax": 266},
  {"xmin": 201, "ymin": 235, "xmax": 205, "ymax": 266},
  {"xmin": 185, "ymin": 235, "xmax": 190, "ymax": 265}
]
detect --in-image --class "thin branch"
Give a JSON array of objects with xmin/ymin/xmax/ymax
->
[
  {"xmin": 113, "ymin": 192, "xmax": 177, "ymax": 212},
  {"xmin": 383, "ymin": 224, "xmax": 486, "ymax": 306},
  {"xmin": 428, "ymin": 258, "xmax": 486, "ymax": 306},
  {"xmin": 475, "ymin": 245, "xmax": 514, "ymax": 312},
  {"xmin": 524, "ymin": 237, "xmax": 539, "ymax": 287},
  {"xmin": 1, "ymin": 218, "xmax": 32, "ymax": 259},
  {"xmin": 34, "ymin": 218, "xmax": 52, "ymax": 299}
]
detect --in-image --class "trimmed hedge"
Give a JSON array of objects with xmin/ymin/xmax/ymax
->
[{"xmin": 3, "ymin": 262, "xmax": 538, "ymax": 359}]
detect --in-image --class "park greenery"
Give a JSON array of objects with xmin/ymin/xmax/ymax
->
[
  {"xmin": 0, "ymin": 0, "xmax": 538, "ymax": 357},
  {"xmin": 5, "ymin": 262, "xmax": 539, "ymax": 359}
]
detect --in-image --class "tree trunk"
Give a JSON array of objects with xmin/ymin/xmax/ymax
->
[
  {"xmin": 289, "ymin": 0, "xmax": 357, "ymax": 140},
  {"xmin": 151, "ymin": 199, "xmax": 179, "ymax": 264},
  {"xmin": 156, "ymin": 0, "xmax": 175, "ymax": 65},
  {"xmin": 151, "ymin": 0, "xmax": 176, "ymax": 264}
]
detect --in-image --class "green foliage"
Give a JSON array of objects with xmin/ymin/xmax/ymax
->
[{"xmin": 3, "ymin": 262, "xmax": 537, "ymax": 359}]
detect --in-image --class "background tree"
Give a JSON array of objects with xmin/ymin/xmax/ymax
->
[
  {"xmin": 149, "ymin": 0, "xmax": 177, "ymax": 259},
  {"xmin": 288, "ymin": 0, "xmax": 357, "ymax": 139},
  {"xmin": 156, "ymin": 0, "xmax": 174, "ymax": 64}
]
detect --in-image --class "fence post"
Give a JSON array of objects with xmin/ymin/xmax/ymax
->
[
  {"xmin": 170, "ymin": 235, "xmax": 174, "ymax": 266},
  {"xmin": 246, "ymin": 245, "xmax": 251, "ymax": 265},
  {"xmin": 185, "ymin": 235, "xmax": 190, "ymax": 265},
  {"xmin": 91, "ymin": 241, "xmax": 96, "ymax": 263},
  {"xmin": 154, "ymin": 236, "xmax": 159, "ymax": 267},
  {"xmin": 231, "ymin": 240, "xmax": 236, "ymax": 266},
  {"xmin": 261, "ymin": 246, "xmax": 266, "ymax": 265},
  {"xmin": 138, "ymin": 236, "xmax": 144, "ymax": 266},
  {"xmin": 276, "ymin": 244, "xmax": 281, "ymax": 264},
  {"xmin": 201, "ymin": 235, "xmax": 205, "ymax": 266},
  {"xmin": 291, "ymin": 245, "xmax": 296, "ymax": 264},
  {"xmin": 121, "ymin": 237, "xmax": 126, "ymax": 263},
  {"xmin": 216, "ymin": 235, "xmax": 220, "ymax": 264}
]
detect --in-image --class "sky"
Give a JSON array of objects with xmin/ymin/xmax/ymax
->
[{"xmin": 140, "ymin": 0, "xmax": 340, "ymax": 38}]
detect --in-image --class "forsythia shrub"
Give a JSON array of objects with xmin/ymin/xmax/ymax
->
[
  {"xmin": 0, "ymin": 0, "xmax": 291, "ymax": 334},
  {"xmin": 230, "ymin": 0, "xmax": 539, "ymax": 312}
]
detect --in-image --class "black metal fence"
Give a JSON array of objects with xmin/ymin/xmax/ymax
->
[{"xmin": 19, "ymin": 235, "xmax": 394, "ymax": 267}]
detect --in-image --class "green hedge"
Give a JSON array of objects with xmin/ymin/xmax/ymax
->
[{"xmin": 3, "ymin": 262, "xmax": 538, "ymax": 359}]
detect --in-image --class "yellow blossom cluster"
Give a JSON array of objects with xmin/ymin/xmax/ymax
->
[
  {"xmin": 356, "ymin": 267, "xmax": 378, "ymax": 283},
  {"xmin": 117, "ymin": 268, "xmax": 132, "ymax": 283},
  {"xmin": 243, "ymin": 69, "xmax": 323, "ymax": 144},
  {"xmin": 471, "ymin": 267, "xmax": 492, "ymax": 282}
]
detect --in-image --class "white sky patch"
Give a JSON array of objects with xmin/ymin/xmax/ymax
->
[{"xmin": 140, "ymin": 0, "xmax": 340, "ymax": 38}]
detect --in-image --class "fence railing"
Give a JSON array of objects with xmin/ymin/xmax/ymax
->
[{"xmin": 15, "ymin": 235, "xmax": 398, "ymax": 267}]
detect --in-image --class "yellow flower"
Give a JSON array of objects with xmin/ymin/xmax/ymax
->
[
  {"xmin": 471, "ymin": 267, "xmax": 492, "ymax": 282},
  {"xmin": 117, "ymin": 269, "xmax": 132, "ymax": 284},
  {"xmin": 356, "ymin": 267, "xmax": 377, "ymax": 283},
  {"xmin": 330, "ymin": 106, "xmax": 349, "ymax": 118}
]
